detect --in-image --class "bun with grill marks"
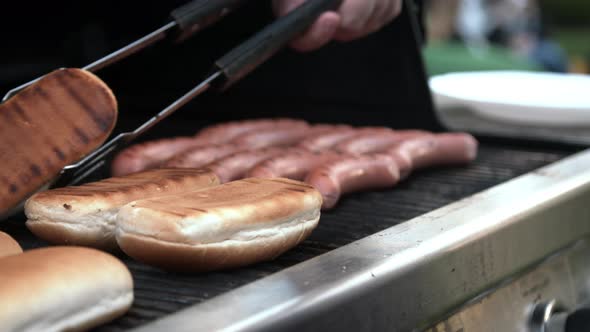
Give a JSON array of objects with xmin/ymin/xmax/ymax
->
[
  {"xmin": 25, "ymin": 168, "xmax": 220, "ymax": 251},
  {"xmin": 0, "ymin": 68, "xmax": 117, "ymax": 217},
  {"xmin": 116, "ymin": 178, "xmax": 322, "ymax": 272}
]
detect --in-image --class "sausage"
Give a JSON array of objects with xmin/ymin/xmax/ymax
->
[
  {"xmin": 232, "ymin": 124, "xmax": 353, "ymax": 150},
  {"xmin": 304, "ymin": 133, "xmax": 477, "ymax": 209},
  {"xmin": 385, "ymin": 133, "xmax": 478, "ymax": 175},
  {"xmin": 162, "ymin": 144, "xmax": 248, "ymax": 169},
  {"xmin": 383, "ymin": 150, "xmax": 414, "ymax": 180},
  {"xmin": 207, "ymin": 147, "xmax": 284, "ymax": 183},
  {"xmin": 297, "ymin": 126, "xmax": 358, "ymax": 152},
  {"xmin": 297, "ymin": 126, "xmax": 393, "ymax": 152},
  {"xmin": 195, "ymin": 118, "xmax": 309, "ymax": 144},
  {"xmin": 305, "ymin": 154, "xmax": 401, "ymax": 209},
  {"xmin": 335, "ymin": 129, "xmax": 431, "ymax": 155},
  {"xmin": 306, "ymin": 124, "xmax": 353, "ymax": 132},
  {"xmin": 248, "ymin": 149, "xmax": 345, "ymax": 181},
  {"xmin": 110, "ymin": 120, "xmax": 313, "ymax": 176},
  {"xmin": 230, "ymin": 122, "xmax": 311, "ymax": 149},
  {"xmin": 111, "ymin": 137, "xmax": 208, "ymax": 176}
]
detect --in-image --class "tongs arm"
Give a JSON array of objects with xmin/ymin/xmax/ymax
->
[
  {"xmin": 3, "ymin": 0, "xmax": 249, "ymax": 102},
  {"xmin": 215, "ymin": 0, "xmax": 343, "ymax": 89},
  {"xmin": 53, "ymin": 0, "xmax": 344, "ymax": 188}
]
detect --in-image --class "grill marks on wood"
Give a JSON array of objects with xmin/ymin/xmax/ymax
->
[
  {"xmin": 12, "ymin": 102, "xmax": 31, "ymax": 122},
  {"xmin": 0, "ymin": 104, "xmax": 44, "ymax": 188},
  {"xmin": 30, "ymin": 84, "xmax": 85, "ymax": 160},
  {"xmin": 52, "ymin": 147, "xmax": 66, "ymax": 161},
  {"xmin": 73, "ymin": 127, "xmax": 91, "ymax": 145},
  {"xmin": 126, "ymin": 178, "xmax": 318, "ymax": 230},
  {"xmin": 0, "ymin": 68, "xmax": 117, "ymax": 214},
  {"xmin": 9, "ymin": 184, "xmax": 18, "ymax": 194},
  {"xmin": 55, "ymin": 70, "xmax": 115, "ymax": 133},
  {"xmin": 34, "ymin": 169, "xmax": 216, "ymax": 203},
  {"xmin": 17, "ymin": 95, "xmax": 71, "ymax": 180}
]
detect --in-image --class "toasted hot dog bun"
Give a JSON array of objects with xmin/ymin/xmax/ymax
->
[
  {"xmin": 0, "ymin": 231, "xmax": 22, "ymax": 257},
  {"xmin": 25, "ymin": 168, "xmax": 220, "ymax": 250},
  {"xmin": 116, "ymin": 178, "xmax": 322, "ymax": 272},
  {"xmin": 0, "ymin": 246, "xmax": 133, "ymax": 332},
  {"xmin": 0, "ymin": 68, "xmax": 117, "ymax": 217}
]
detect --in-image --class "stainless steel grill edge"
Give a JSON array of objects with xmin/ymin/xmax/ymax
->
[{"xmin": 130, "ymin": 148, "xmax": 590, "ymax": 332}]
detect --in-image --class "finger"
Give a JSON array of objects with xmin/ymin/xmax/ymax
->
[
  {"xmin": 272, "ymin": 0, "xmax": 306, "ymax": 17},
  {"xmin": 290, "ymin": 11, "xmax": 341, "ymax": 52},
  {"xmin": 333, "ymin": 0, "xmax": 375, "ymax": 42},
  {"xmin": 365, "ymin": 0, "xmax": 402, "ymax": 36}
]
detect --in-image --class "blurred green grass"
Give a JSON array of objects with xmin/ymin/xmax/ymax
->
[
  {"xmin": 539, "ymin": 0, "xmax": 590, "ymax": 59},
  {"xmin": 422, "ymin": 1, "xmax": 589, "ymax": 75},
  {"xmin": 539, "ymin": 0, "xmax": 590, "ymax": 26},
  {"xmin": 552, "ymin": 28, "xmax": 590, "ymax": 57},
  {"xmin": 423, "ymin": 42, "xmax": 541, "ymax": 77}
]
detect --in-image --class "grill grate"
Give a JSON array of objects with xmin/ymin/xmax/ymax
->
[{"xmin": 0, "ymin": 143, "xmax": 571, "ymax": 331}]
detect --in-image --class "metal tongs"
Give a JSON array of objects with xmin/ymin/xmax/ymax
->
[
  {"xmin": 3, "ymin": 0, "xmax": 249, "ymax": 102},
  {"xmin": 44, "ymin": 0, "xmax": 343, "ymax": 188}
]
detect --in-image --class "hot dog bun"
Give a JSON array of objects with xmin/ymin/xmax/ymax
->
[
  {"xmin": 116, "ymin": 178, "xmax": 322, "ymax": 272},
  {"xmin": 0, "ymin": 231, "xmax": 22, "ymax": 257},
  {"xmin": 0, "ymin": 68, "xmax": 118, "ymax": 217},
  {"xmin": 0, "ymin": 246, "xmax": 133, "ymax": 332},
  {"xmin": 25, "ymin": 168, "xmax": 220, "ymax": 250}
]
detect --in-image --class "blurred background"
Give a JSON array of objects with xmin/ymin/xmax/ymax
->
[{"xmin": 423, "ymin": 0, "xmax": 590, "ymax": 76}]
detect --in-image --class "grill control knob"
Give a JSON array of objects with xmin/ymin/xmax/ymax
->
[
  {"xmin": 530, "ymin": 300, "xmax": 560, "ymax": 332},
  {"xmin": 530, "ymin": 301, "xmax": 590, "ymax": 332}
]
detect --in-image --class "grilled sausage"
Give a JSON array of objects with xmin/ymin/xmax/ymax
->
[
  {"xmin": 384, "ymin": 150, "xmax": 414, "ymax": 180},
  {"xmin": 306, "ymin": 133, "xmax": 479, "ymax": 209},
  {"xmin": 298, "ymin": 127, "xmax": 392, "ymax": 151},
  {"xmin": 230, "ymin": 124, "xmax": 357, "ymax": 150},
  {"xmin": 195, "ymin": 118, "xmax": 309, "ymax": 143},
  {"xmin": 335, "ymin": 129, "xmax": 431, "ymax": 155},
  {"xmin": 249, "ymin": 149, "xmax": 345, "ymax": 181},
  {"xmin": 110, "ymin": 121, "xmax": 318, "ymax": 177},
  {"xmin": 298, "ymin": 127, "xmax": 370, "ymax": 152},
  {"xmin": 305, "ymin": 154, "xmax": 401, "ymax": 209},
  {"xmin": 306, "ymin": 124, "xmax": 353, "ymax": 133},
  {"xmin": 207, "ymin": 147, "xmax": 284, "ymax": 183},
  {"xmin": 111, "ymin": 137, "xmax": 208, "ymax": 176},
  {"xmin": 385, "ymin": 133, "xmax": 478, "ymax": 174},
  {"xmin": 230, "ymin": 122, "xmax": 311, "ymax": 149},
  {"xmin": 162, "ymin": 144, "xmax": 248, "ymax": 169}
]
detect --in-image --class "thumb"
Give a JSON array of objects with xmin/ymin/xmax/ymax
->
[
  {"xmin": 272, "ymin": 0, "xmax": 307, "ymax": 16},
  {"xmin": 290, "ymin": 12, "xmax": 341, "ymax": 52}
]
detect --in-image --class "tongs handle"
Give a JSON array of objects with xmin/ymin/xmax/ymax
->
[
  {"xmin": 214, "ymin": 0, "xmax": 343, "ymax": 88},
  {"xmin": 171, "ymin": 0, "xmax": 250, "ymax": 40}
]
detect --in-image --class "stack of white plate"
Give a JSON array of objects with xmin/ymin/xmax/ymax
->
[{"xmin": 429, "ymin": 71, "xmax": 590, "ymax": 127}]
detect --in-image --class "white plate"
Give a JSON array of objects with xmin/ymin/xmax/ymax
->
[{"xmin": 429, "ymin": 71, "xmax": 590, "ymax": 126}]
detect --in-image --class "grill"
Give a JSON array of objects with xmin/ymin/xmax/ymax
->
[
  {"xmin": 2, "ymin": 143, "xmax": 571, "ymax": 331},
  {"xmin": 2, "ymin": 1, "xmax": 589, "ymax": 331}
]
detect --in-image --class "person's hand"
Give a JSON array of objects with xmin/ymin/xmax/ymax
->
[{"xmin": 273, "ymin": 0, "xmax": 402, "ymax": 52}]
